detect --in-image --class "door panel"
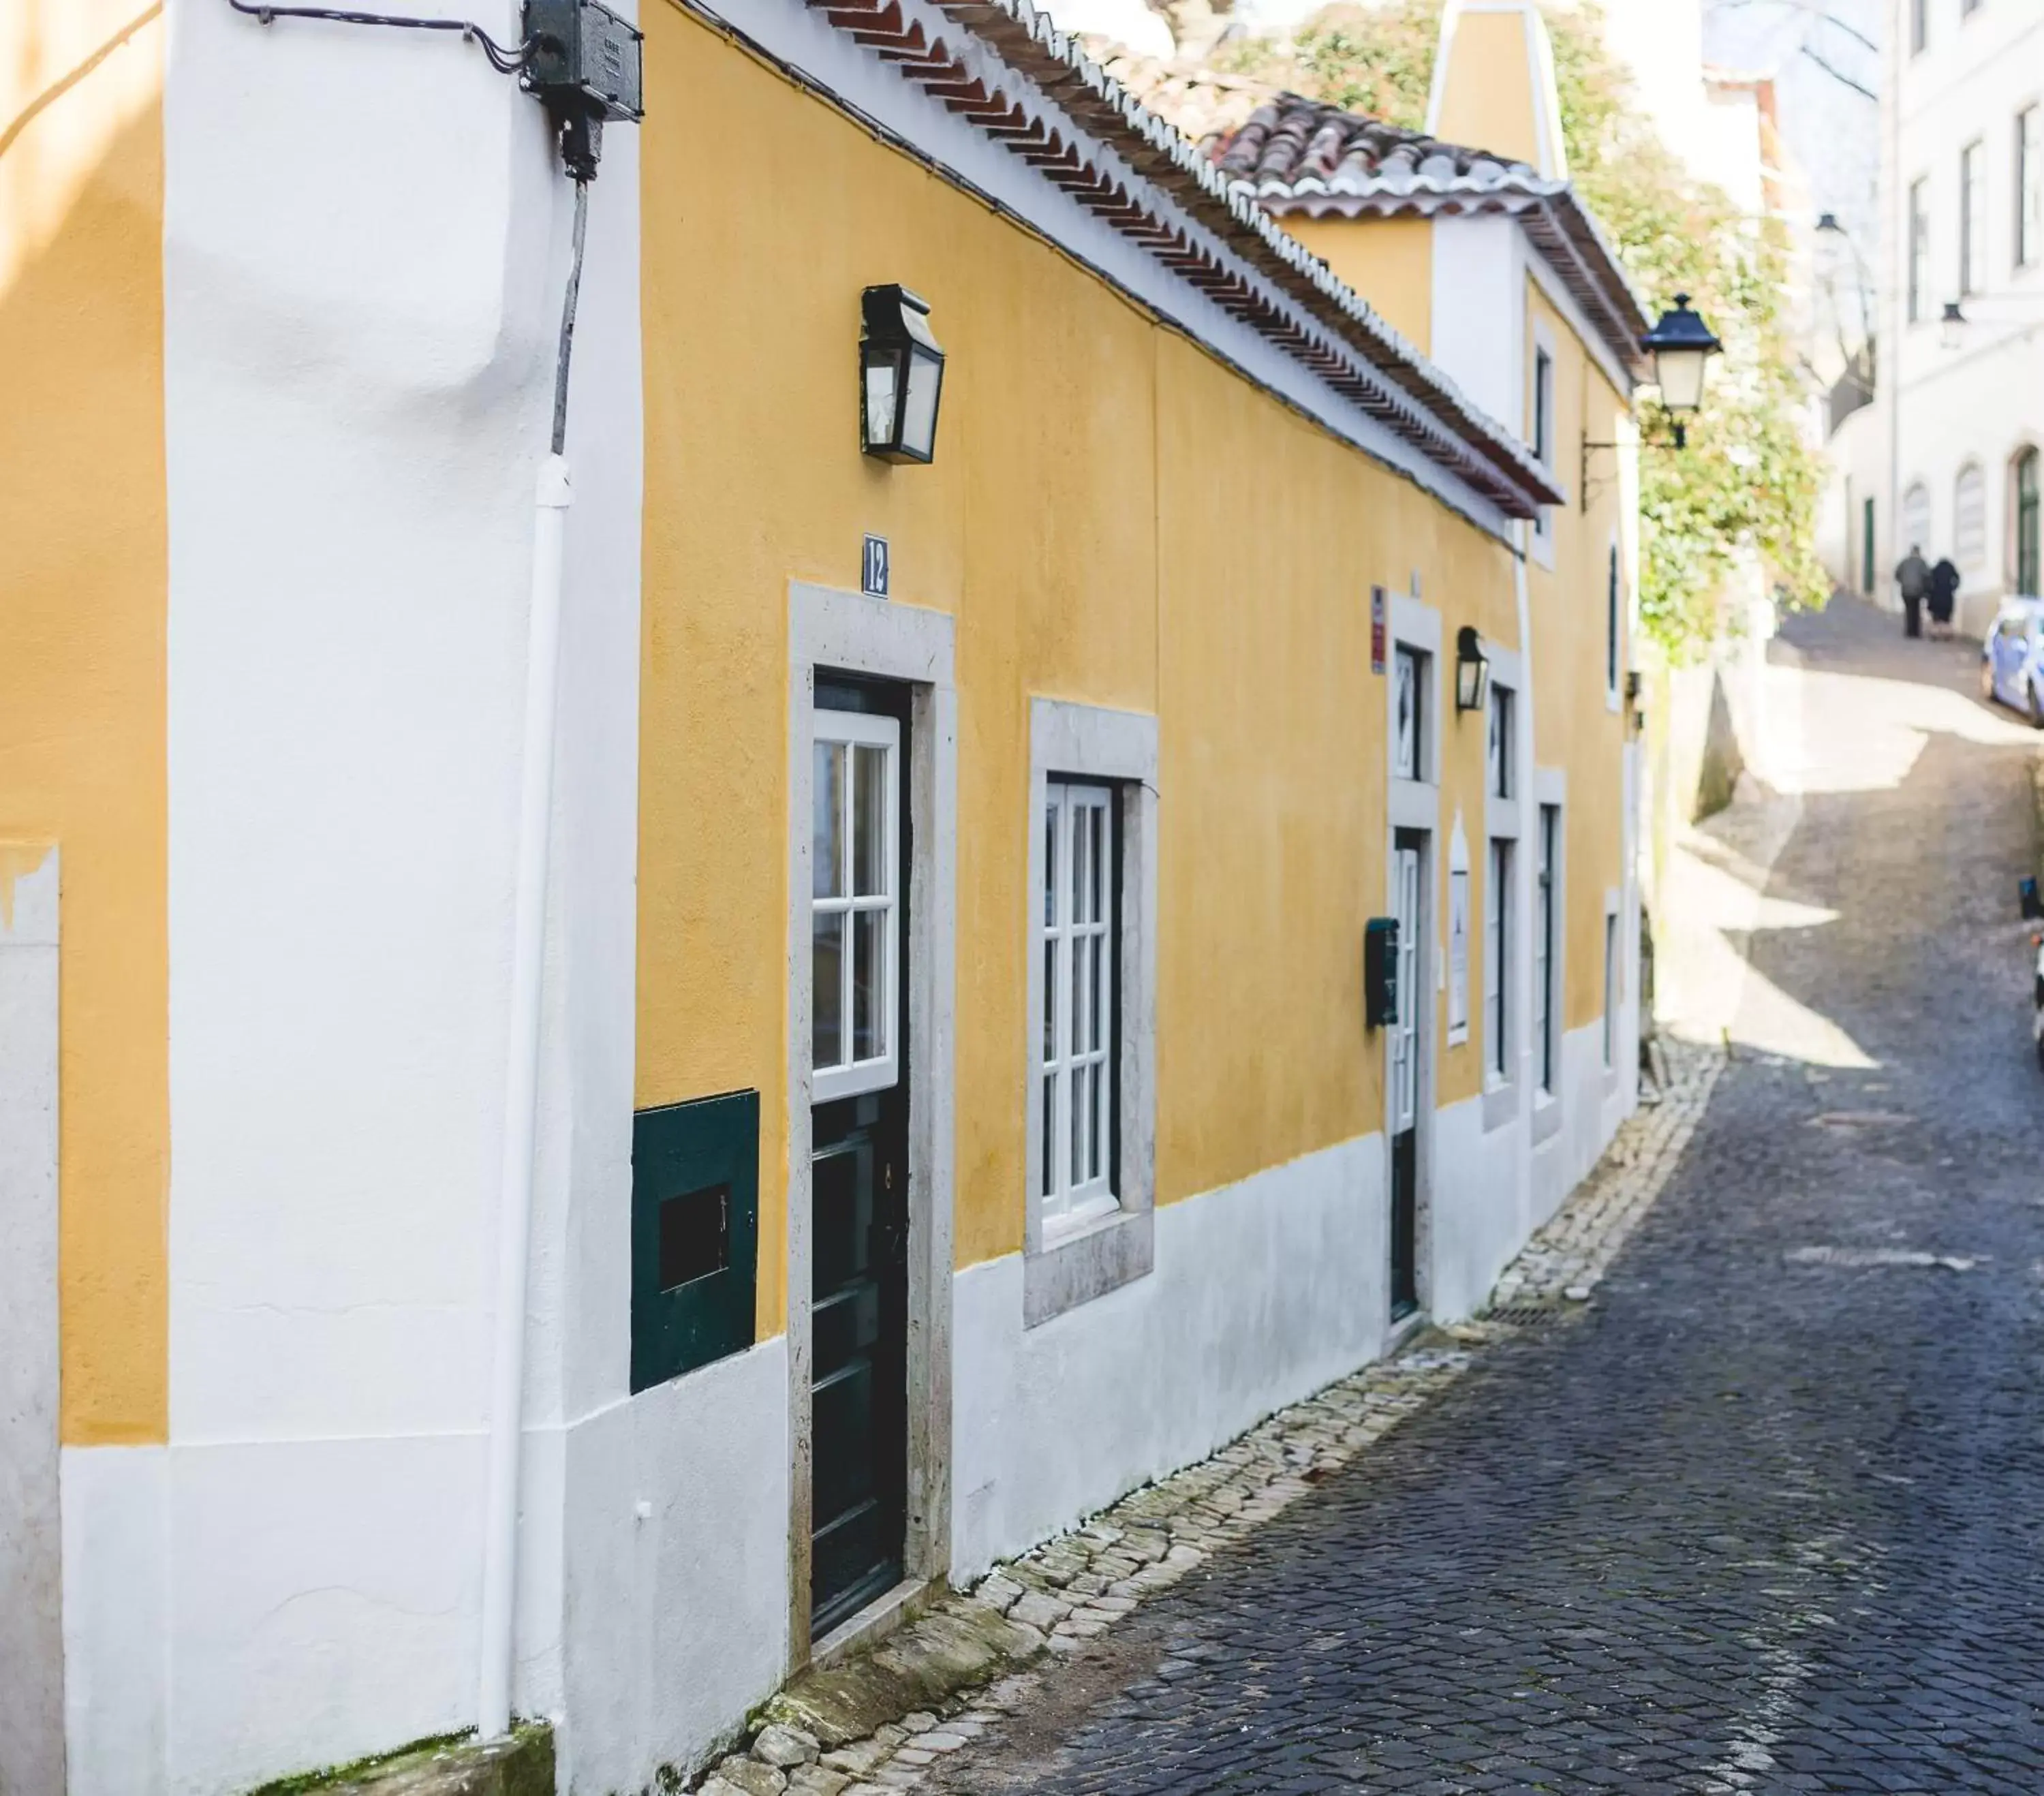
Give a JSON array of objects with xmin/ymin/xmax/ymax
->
[
  {"xmin": 809, "ymin": 679, "xmax": 912, "ymax": 1640},
  {"xmin": 1389, "ymin": 834, "xmax": 1425, "ymax": 1320}
]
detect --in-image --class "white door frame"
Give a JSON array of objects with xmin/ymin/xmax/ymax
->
[
  {"xmin": 786, "ymin": 582, "xmax": 957, "ymax": 1669},
  {"xmin": 1386, "ymin": 591, "xmax": 1441, "ymax": 1324}
]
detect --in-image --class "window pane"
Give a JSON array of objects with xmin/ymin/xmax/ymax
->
[
  {"xmin": 852, "ymin": 745, "xmax": 887, "ymax": 897},
  {"xmin": 1044, "ymin": 800, "xmax": 1059, "ymax": 927},
  {"xmin": 813, "ymin": 743, "xmax": 845, "ymax": 898},
  {"xmin": 852, "ymin": 908, "xmax": 886, "ymax": 1062},
  {"xmin": 1042, "ymin": 1074, "xmax": 1057, "ymax": 1205},
  {"xmin": 1088, "ymin": 802, "xmax": 1106, "ymax": 925},
  {"xmin": 1071, "ymin": 795, "xmax": 1089, "ymax": 926},
  {"xmin": 812, "ymin": 912, "xmax": 844, "ymax": 1068},
  {"xmin": 1043, "ymin": 938, "xmax": 1056, "ymax": 1063},
  {"xmin": 1072, "ymin": 1063, "xmax": 1089, "ymax": 1189},
  {"xmin": 1094, "ymin": 924, "xmax": 1111, "ymax": 1055},
  {"xmin": 1079, "ymin": 935, "xmax": 1097, "ymax": 1052},
  {"xmin": 1089, "ymin": 1064, "xmax": 1104, "ymax": 1182}
]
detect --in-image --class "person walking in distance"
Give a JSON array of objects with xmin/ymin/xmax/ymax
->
[
  {"xmin": 1928, "ymin": 554, "xmax": 1960, "ymax": 640},
  {"xmin": 1895, "ymin": 544, "xmax": 1931, "ymax": 638}
]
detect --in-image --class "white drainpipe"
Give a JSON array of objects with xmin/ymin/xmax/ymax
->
[{"xmin": 477, "ymin": 449, "xmax": 572, "ymax": 1740}]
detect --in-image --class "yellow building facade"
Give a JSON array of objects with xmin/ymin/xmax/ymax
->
[{"xmin": 3, "ymin": 0, "xmax": 1646, "ymax": 1789}]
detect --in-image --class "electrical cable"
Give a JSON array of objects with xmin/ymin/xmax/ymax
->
[
  {"xmin": 223, "ymin": 0, "xmax": 531, "ymax": 74},
  {"xmin": 551, "ymin": 175, "xmax": 589, "ymax": 456}
]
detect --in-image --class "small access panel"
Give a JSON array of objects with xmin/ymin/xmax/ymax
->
[{"xmin": 631, "ymin": 1089, "xmax": 759, "ymax": 1392}]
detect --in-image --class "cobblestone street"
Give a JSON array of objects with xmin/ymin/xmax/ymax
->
[{"xmin": 910, "ymin": 600, "xmax": 2044, "ymax": 1794}]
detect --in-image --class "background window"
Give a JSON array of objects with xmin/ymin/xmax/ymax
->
[
  {"xmin": 1956, "ymin": 463, "xmax": 1987, "ymax": 568},
  {"xmin": 1487, "ymin": 684, "xmax": 1514, "ymax": 801},
  {"xmin": 1862, "ymin": 497, "xmax": 1877, "ymax": 595},
  {"xmin": 1902, "ymin": 480, "xmax": 1932, "ymax": 555},
  {"xmin": 1485, "ymin": 839, "xmax": 1512, "ymax": 1081},
  {"xmin": 1532, "ymin": 346, "xmax": 1554, "ymax": 540},
  {"xmin": 1962, "ymin": 140, "xmax": 1987, "ymax": 296},
  {"xmin": 1040, "ymin": 780, "xmax": 1117, "ymax": 1234},
  {"xmin": 1908, "ymin": 178, "xmax": 1930, "ymax": 322},
  {"xmin": 1535, "ymin": 805, "xmax": 1560, "ymax": 1097},
  {"xmin": 1606, "ymin": 543, "xmax": 1622, "ymax": 695},
  {"xmin": 2019, "ymin": 108, "xmax": 2042, "ymax": 268},
  {"xmin": 1393, "ymin": 646, "xmax": 1426, "ymax": 781},
  {"xmin": 811, "ymin": 711, "xmax": 898, "ymax": 1102}
]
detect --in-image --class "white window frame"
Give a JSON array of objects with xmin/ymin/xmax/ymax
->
[
  {"xmin": 2017, "ymin": 105, "xmax": 2042, "ymax": 271},
  {"xmin": 1024, "ymin": 698, "xmax": 1158, "ymax": 1327},
  {"xmin": 1605, "ymin": 535, "xmax": 1624, "ymax": 709},
  {"xmin": 1908, "ymin": 176, "xmax": 1931, "ymax": 323},
  {"xmin": 1957, "ymin": 462, "xmax": 1987, "ymax": 570},
  {"xmin": 1039, "ymin": 780, "xmax": 1117, "ymax": 1235},
  {"xmin": 1530, "ymin": 333, "xmax": 1557, "ymax": 559},
  {"xmin": 1962, "ymin": 138, "xmax": 1988, "ymax": 298},
  {"xmin": 1484, "ymin": 835, "xmax": 1513, "ymax": 1087},
  {"xmin": 1530, "ymin": 768, "xmax": 1566, "ymax": 1146},
  {"xmin": 809, "ymin": 709, "xmax": 902, "ymax": 1105},
  {"xmin": 1392, "ymin": 643, "xmax": 1428, "ymax": 782},
  {"xmin": 1478, "ymin": 645, "xmax": 1524, "ymax": 1134}
]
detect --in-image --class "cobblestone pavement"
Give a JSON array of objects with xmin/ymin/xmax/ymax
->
[{"xmin": 908, "ymin": 601, "xmax": 2044, "ymax": 1794}]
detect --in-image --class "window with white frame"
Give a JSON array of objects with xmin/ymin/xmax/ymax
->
[
  {"xmin": 1040, "ymin": 779, "xmax": 1117, "ymax": 1233},
  {"xmin": 1532, "ymin": 345, "xmax": 1555, "ymax": 541},
  {"xmin": 1962, "ymin": 139, "xmax": 1988, "ymax": 297},
  {"xmin": 1487, "ymin": 682, "xmax": 1514, "ymax": 801},
  {"xmin": 2019, "ymin": 106, "xmax": 2043, "ymax": 270},
  {"xmin": 1957, "ymin": 463, "xmax": 1987, "ymax": 568},
  {"xmin": 1908, "ymin": 178, "xmax": 1931, "ymax": 322},
  {"xmin": 811, "ymin": 710, "xmax": 899, "ymax": 1102},
  {"xmin": 1485, "ymin": 838, "xmax": 1513, "ymax": 1082},
  {"xmin": 1535, "ymin": 804, "xmax": 1560, "ymax": 1096},
  {"xmin": 1393, "ymin": 645, "xmax": 1427, "ymax": 782}
]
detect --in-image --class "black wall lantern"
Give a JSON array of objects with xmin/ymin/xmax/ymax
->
[
  {"xmin": 1584, "ymin": 292, "xmax": 1723, "ymax": 507},
  {"xmin": 1455, "ymin": 625, "xmax": 1491, "ymax": 713},
  {"xmin": 861, "ymin": 284, "xmax": 946, "ymax": 464},
  {"xmin": 1640, "ymin": 292, "xmax": 1722, "ymax": 448}
]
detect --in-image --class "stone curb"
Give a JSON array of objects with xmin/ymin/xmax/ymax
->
[{"xmin": 696, "ymin": 1041, "xmax": 1723, "ymax": 1796}]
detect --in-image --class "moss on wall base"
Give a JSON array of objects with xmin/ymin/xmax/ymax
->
[{"xmin": 247, "ymin": 1724, "xmax": 552, "ymax": 1796}]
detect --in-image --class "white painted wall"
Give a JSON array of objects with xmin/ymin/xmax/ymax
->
[
  {"xmin": 1885, "ymin": 0, "xmax": 2044, "ymax": 632},
  {"xmin": 951, "ymin": 1136, "xmax": 1387, "ymax": 1580},
  {"xmin": 560, "ymin": 1340, "xmax": 794, "ymax": 1794},
  {"xmin": 0, "ymin": 846, "xmax": 62, "ymax": 1796},
  {"xmin": 104, "ymin": 0, "xmax": 646, "ymax": 1789},
  {"xmin": 1429, "ymin": 1091, "xmax": 1525, "ymax": 1323}
]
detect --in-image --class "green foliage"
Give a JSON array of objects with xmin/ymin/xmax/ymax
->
[{"xmin": 1221, "ymin": 0, "xmax": 1827, "ymax": 657}]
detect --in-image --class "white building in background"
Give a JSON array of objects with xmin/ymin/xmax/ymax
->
[{"xmin": 1868, "ymin": 0, "xmax": 2044, "ymax": 636}]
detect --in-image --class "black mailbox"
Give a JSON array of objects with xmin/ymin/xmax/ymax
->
[{"xmin": 1364, "ymin": 917, "xmax": 1399, "ymax": 1030}]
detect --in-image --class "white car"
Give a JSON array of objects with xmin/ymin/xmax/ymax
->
[{"xmin": 1979, "ymin": 595, "xmax": 2044, "ymax": 727}]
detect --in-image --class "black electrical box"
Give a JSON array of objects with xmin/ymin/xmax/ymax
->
[
  {"xmin": 1364, "ymin": 917, "xmax": 1399, "ymax": 1030},
  {"xmin": 523, "ymin": 0, "xmax": 644, "ymax": 121}
]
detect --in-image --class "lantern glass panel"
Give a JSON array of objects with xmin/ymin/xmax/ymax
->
[
  {"xmin": 1654, "ymin": 346, "xmax": 1708, "ymax": 414},
  {"xmin": 863, "ymin": 351, "xmax": 901, "ymax": 453},
  {"xmin": 901, "ymin": 345, "xmax": 944, "ymax": 462}
]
